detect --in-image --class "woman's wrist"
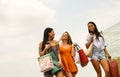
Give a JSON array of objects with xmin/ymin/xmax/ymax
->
[
  {"xmin": 42, "ymin": 48, "xmax": 47, "ymax": 54},
  {"xmin": 90, "ymin": 39, "xmax": 93, "ymax": 42},
  {"xmin": 107, "ymin": 54, "xmax": 111, "ymax": 59},
  {"xmin": 108, "ymin": 55, "xmax": 111, "ymax": 58},
  {"xmin": 88, "ymin": 40, "xmax": 93, "ymax": 45}
]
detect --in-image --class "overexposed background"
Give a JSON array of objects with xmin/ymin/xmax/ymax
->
[{"xmin": 0, "ymin": 0, "xmax": 120, "ymax": 77}]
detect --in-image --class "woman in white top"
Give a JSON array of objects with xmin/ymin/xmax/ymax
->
[{"xmin": 85, "ymin": 21, "xmax": 111, "ymax": 77}]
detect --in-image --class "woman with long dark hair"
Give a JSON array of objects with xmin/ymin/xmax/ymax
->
[
  {"xmin": 39, "ymin": 27, "xmax": 63, "ymax": 77},
  {"xmin": 85, "ymin": 21, "xmax": 111, "ymax": 77}
]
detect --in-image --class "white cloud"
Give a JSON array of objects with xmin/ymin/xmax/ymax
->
[
  {"xmin": 0, "ymin": 0, "xmax": 59, "ymax": 65},
  {"xmin": 40, "ymin": 0, "xmax": 62, "ymax": 8},
  {"xmin": 84, "ymin": 5, "xmax": 120, "ymax": 30},
  {"xmin": 109, "ymin": 0, "xmax": 120, "ymax": 4},
  {"xmin": 0, "ymin": 51, "xmax": 33, "ymax": 63},
  {"xmin": 0, "ymin": 0, "xmax": 56, "ymax": 36}
]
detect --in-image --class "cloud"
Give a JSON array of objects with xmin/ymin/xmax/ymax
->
[
  {"xmin": 0, "ymin": 51, "xmax": 33, "ymax": 64},
  {"xmin": 0, "ymin": 0, "xmax": 56, "ymax": 36},
  {"xmin": 40, "ymin": 0, "xmax": 62, "ymax": 8},
  {"xmin": 0, "ymin": 0, "xmax": 61, "ymax": 65},
  {"xmin": 84, "ymin": 4, "xmax": 120, "ymax": 30},
  {"xmin": 109, "ymin": 0, "xmax": 120, "ymax": 4}
]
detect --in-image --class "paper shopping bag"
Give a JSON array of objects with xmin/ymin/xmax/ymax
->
[
  {"xmin": 85, "ymin": 43, "xmax": 93, "ymax": 57},
  {"xmin": 38, "ymin": 53, "xmax": 54, "ymax": 72},
  {"xmin": 50, "ymin": 52, "xmax": 62, "ymax": 74},
  {"xmin": 78, "ymin": 49, "xmax": 89, "ymax": 67},
  {"xmin": 109, "ymin": 60, "xmax": 120, "ymax": 77},
  {"xmin": 74, "ymin": 44, "xmax": 89, "ymax": 67}
]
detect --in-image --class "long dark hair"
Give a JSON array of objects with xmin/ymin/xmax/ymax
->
[
  {"xmin": 87, "ymin": 21, "xmax": 103, "ymax": 40},
  {"xmin": 42, "ymin": 27, "xmax": 53, "ymax": 51}
]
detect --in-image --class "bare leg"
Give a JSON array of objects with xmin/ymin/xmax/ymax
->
[
  {"xmin": 100, "ymin": 59, "xmax": 110, "ymax": 77},
  {"xmin": 91, "ymin": 60, "xmax": 102, "ymax": 77},
  {"xmin": 66, "ymin": 72, "xmax": 73, "ymax": 77},
  {"xmin": 63, "ymin": 71, "xmax": 73, "ymax": 77},
  {"xmin": 45, "ymin": 75, "xmax": 53, "ymax": 77},
  {"xmin": 72, "ymin": 72, "xmax": 76, "ymax": 77},
  {"xmin": 56, "ymin": 70, "xmax": 64, "ymax": 77}
]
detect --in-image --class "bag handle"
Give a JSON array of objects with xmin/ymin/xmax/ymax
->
[{"xmin": 74, "ymin": 43, "xmax": 82, "ymax": 52}]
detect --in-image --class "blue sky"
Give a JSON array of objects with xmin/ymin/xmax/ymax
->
[{"xmin": 0, "ymin": 0, "xmax": 120, "ymax": 77}]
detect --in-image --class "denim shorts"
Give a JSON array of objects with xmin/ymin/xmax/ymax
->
[{"xmin": 91, "ymin": 46, "xmax": 105, "ymax": 61}]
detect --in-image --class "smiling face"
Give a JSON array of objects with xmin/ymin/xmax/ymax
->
[
  {"xmin": 61, "ymin": 32, "xmax": 68, "ymax": 40},
  {"xmin": 61, "ymin": 32, "xmax": 73, "ymax": 44},
  {"xmin": 88, "ymin": 23, "xmax": 95, "ymax": 32},
  {"xmin": 48, "ymin": 30, "xmax": 55, "ymax": 40}
]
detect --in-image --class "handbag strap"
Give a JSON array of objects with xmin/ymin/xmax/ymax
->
[
  {"xmin": 76, "ymin": 44, "xmax": 81, "ymax": 48},
  {"xmin": 74, "ymin": 43, "xmax": 82, "ymax": 51}
]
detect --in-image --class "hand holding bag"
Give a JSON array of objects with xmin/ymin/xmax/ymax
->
[
  {"xmin": 38, "ymin": 53, "xmax": 54, "ymax": 72},
  {"xmin": 74, "ymin": 51, "xmax": 81, "ymax": 64},
  {"xmin": 75, "ymin": 44, "xmax": 89, "ymax": 67},
  {"xmin": 85, "ymin": 43, "xmax": 93, "ymax": 57},
  {"xmin": 74, "ymin": 44, "xmax": 81, "ymax": 64},
  {"xmin": 50, "ymin": 52, "xmax": 62, "ymax": 74}
]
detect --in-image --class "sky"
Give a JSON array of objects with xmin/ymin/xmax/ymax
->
[{"xmin": 0, "ymin": 0, "xmax": 120, "ymax": 77}]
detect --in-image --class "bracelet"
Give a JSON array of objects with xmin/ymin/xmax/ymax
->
[{"xmin": 108, "ymin": 56, "xmax": 111, "ymax": 58}]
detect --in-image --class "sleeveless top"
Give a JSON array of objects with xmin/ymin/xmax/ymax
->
[
  {"xmin": 47, "ymin": 44, "xmax": 59, "ymax": 58},
  {"xmin": 39, "ymin": 44, "xmax": 59, "ymax": 58}
]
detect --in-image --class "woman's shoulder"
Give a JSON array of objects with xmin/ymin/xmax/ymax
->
[
  {"xmin": 53, "ymin": 40, "xmax": 59, "ymax": 44},
  {"xmin": 86, "ymin": 34, "xmax": 91, "ymax": 39},
  {"xmin": 87, "ymin": 34, "xmax": 91, "ymax": 36},
  {"xmin": 39, "ymin": 41, "xmax": 43, "ymax": 47}
]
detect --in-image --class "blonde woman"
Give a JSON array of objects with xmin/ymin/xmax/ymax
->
[{"xmin": 59, "ymin": 32, "xmax": 78, "ymax": 77}]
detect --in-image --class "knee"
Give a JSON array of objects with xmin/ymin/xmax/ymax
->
[
  {"xmin": 56, "ymin": 71, "xmax": 64, "ymax": 77},
  {"xmin": 96, "ymin": 70, "xmax": 102, "ymax": 74},
  {"xmin": 105, "ymin": 69, "xmax": 110, "ymax": 74},
  {"xmin": 66, "ymin": 73, "xmax": 73, "ymax": 77}
]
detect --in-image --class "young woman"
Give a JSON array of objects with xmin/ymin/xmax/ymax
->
[
  {"xmin": 59, "ymin": 31, "xmax": 78, "ymax": 77},
  {"xmin": 85, "ymin": 21, "xmax": 111, "ymax": 77},
  {"xmin": 39, "ymin": 27, "xmax": 63, "ymax": 77}
]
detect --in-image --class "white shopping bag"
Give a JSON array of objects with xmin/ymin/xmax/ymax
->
[{"xmin": 38, "ymin": 53, "xmax": 54, "ymax": 72}]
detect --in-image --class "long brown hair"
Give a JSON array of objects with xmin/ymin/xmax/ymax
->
[{"xmin": 64, "ymin": 31, "xmax": 73, "ymax": 45}]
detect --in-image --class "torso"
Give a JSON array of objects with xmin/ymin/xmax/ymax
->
[{"xmin": 86, "ymin": 34, "xmax": 106, "ymax": 60}]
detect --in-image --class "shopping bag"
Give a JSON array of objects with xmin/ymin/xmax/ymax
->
[
  {"xmin": 38, "ymin": 53, "xmax": 54, "ymax": 72},
  {"xmin": 74, "ymin": 51, "xmax": 81, "ymax": 64},
  {"xmin": 109, "ymin": 60, "xmax": 120, "ymax": 77},
  {"xmin": 78, "ymin": 49, "xmax": 89, "ymax": 67},
  {"xmin": 85, "ymin": 43, "xmax": 93, "ymax": 57},
  {"xmin": 50, "ymin": 52, "xmax": 62, "ymax": 74},
  {"xmin": 75, "ymin": 44, "xmax": 89, "ymax": 67},
  {"xmin": 74, "ymin": 44, "xmax": 81, "ymax": 64}
]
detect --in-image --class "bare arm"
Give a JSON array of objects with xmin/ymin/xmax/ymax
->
[
  {"xmin": 104, "ymin": 48, "xmax": 111, "ymax": 59},
  {"xmin": 55, "ymin": 41, "xmax": 63, "ymax": 67},
  {"xmin": 71, "ymin": 44, "xmax": 75, "ymax": 57},
  {"xmin": 58, "ymin": 50, "xmax": 62, "ymax": 63},
  {"xmin": 55, "ymin": 41, "xmax": 62, "ymax": 62},
  {"xmin": 86, "ymin": 35, "xmax": 94, "ymax": 49},
  {"xmin": 39, "ymin": 42, "xmax": 50, "ymax": 56}
]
